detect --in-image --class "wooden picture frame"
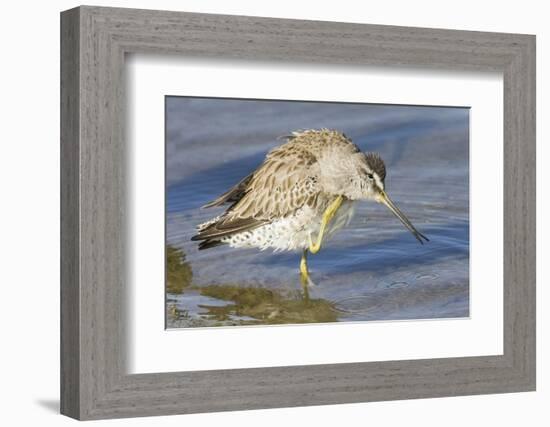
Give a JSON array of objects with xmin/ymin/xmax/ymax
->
[{"xmin": 60, "ymin": 5, "xmax": 536, "ymax": 420}]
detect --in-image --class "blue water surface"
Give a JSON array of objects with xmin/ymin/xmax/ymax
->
[{"xmin": 165, "ymin": 97, "xmax": 470, "ymax": 327}]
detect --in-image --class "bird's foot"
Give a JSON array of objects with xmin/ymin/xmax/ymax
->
[
  {"xmin": 308, "ymin": 233, "xmax": 320, "ymax": 254},
  {"xmin": 308, "ymin": 195, "xmax": 344, "ymax": 254}
]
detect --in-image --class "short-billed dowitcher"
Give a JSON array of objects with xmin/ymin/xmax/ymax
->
[{"xmin": 192, "ymin": 129, "xmax": 428, "ymax": 285}]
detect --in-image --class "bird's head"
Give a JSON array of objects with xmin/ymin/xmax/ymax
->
[{"xmin": 344, "ymin": 151, "xmax": 429, "ymax": 245}]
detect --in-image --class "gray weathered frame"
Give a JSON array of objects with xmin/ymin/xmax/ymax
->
[{"xmin": 60, "ymin": 5, "xmax": 536, "ymax": 420}]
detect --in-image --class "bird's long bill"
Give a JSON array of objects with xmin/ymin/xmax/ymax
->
[{"xmin": 378, "ymin": 191, "xmax": 429, "ymax": 244}]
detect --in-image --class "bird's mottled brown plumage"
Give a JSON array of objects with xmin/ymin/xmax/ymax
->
[{"xmin": 192, "ymin": 129, "xmax": 392, "ymax": 250}]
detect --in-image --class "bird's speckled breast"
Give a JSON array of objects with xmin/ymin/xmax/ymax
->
[{"xmin": 222, "ymin": 198, "xmax": 356, "ymax": 252}]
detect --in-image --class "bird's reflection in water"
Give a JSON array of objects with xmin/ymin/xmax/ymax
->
[
  {"xmin": 166, "ymin": 245, "xmax": 342, "ymax": 327},
  {"xmin": 168, "ymin": 282, "xmax": 339, "ymax": 328}
]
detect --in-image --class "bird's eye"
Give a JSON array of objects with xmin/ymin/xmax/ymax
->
[{"xmin": 367, "ymin": 173, "xmax": 374, "ymax": 179}]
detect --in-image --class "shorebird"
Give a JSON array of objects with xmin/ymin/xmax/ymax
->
[{"xmin": 191, "ymin": 129, "xmax": 428, "ymax": 286}]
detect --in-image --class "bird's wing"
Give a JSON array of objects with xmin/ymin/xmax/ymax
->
[
  {"xmin": 229, "ymin": 150, "xmax": 319, "ymax": 220},
  {"xmin": 201, "ymin": 172, "xmax": 254, "ymax": 208},
  {"xmin": 192, "ymin": 147, "xmax": 319, "ymax": 241}
]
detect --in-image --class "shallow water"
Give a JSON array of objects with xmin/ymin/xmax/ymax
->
[{"xmin": 165, "ymin": 97, "xmax": 469, "ymax": 328}]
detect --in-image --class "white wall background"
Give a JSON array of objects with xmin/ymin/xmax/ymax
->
[{"xmin": 0, "ymin": 0, "xmax": 546, "ymax": 425}]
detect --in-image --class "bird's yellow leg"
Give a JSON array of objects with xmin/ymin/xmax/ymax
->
[
  {"xmin": 300, "ymin": 249, "xmax": 310, "ymax": 286},
  {"xmin": 309, "ymin": 195, "xmax": 344, "ymax": 254}
]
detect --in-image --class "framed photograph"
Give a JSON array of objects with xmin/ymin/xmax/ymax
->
[{"xmin": 61, "ymin": 6, "xmax": 536, "ymax": 420}]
